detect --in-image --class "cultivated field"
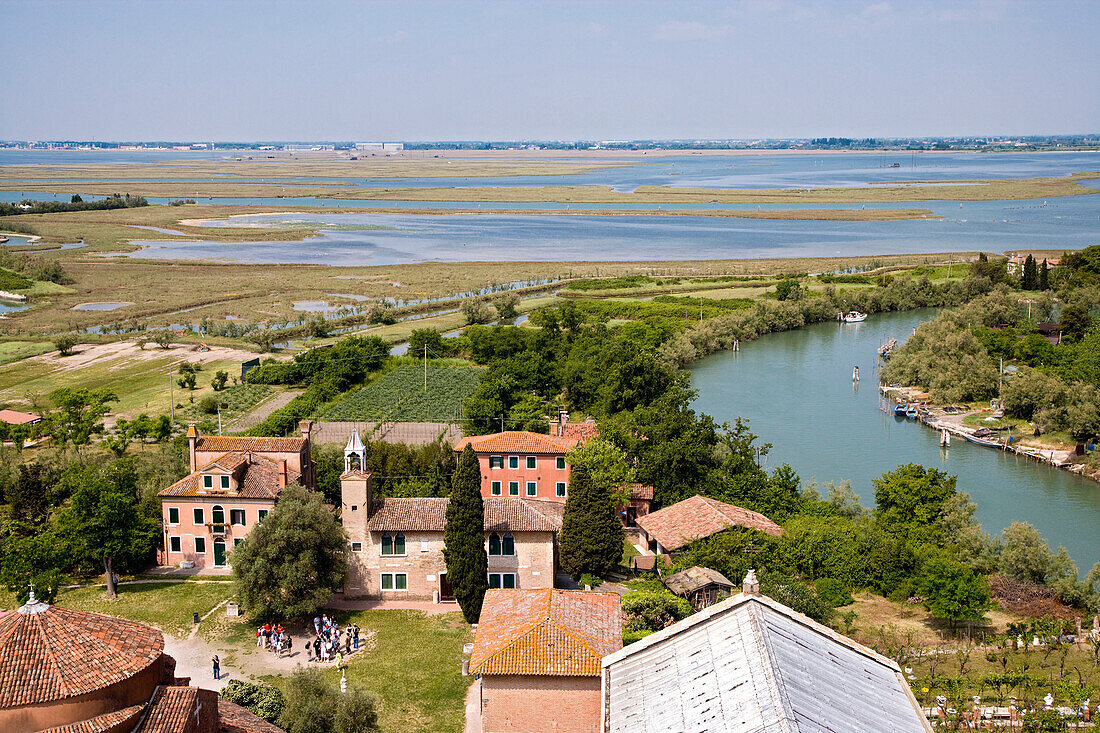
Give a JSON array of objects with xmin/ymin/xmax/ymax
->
[{"xmin": 321, "ymin": 364, "xmax": 483, "ymax": 422}]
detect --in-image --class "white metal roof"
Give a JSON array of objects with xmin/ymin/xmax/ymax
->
[{"xmin": 602, "ymin": 591, "xmax": 932, "ymax": 733}]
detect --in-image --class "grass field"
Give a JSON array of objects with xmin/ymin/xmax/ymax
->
[
  {"xmin": 173, "ymin": 382, "xmax": 275, "ymax": 424},
  {"xmin": 321, "ymin": 364, "xmax": 483, "ymax": 422},
  {"xmin": 0, "ymin": 339, "xmax": 53, "ymax": 365}
]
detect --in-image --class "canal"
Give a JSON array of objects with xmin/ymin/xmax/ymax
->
[{"xmin": 690, "ymin": 308, "xmax": 1100, "ymax": 574}]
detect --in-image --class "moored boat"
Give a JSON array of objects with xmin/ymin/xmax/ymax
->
[
  {"xmin": 905, "ymin": 406, "xmax": 920, "ymax": 419},
  {"xmin": 843, "ymin": 311, "xmax": 868, "ymax": 323},
  {"xmin": 894, "ymin": 403, "xmax": 908, "ymax": 416}
]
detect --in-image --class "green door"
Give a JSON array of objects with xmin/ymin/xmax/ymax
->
[{"xmin": 213, "ymin": 539, "xmax": 226, "ymax": 567}]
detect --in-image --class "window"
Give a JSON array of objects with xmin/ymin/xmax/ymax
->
[
  {"xmin": 230, "ymin": 509, "xmax": 245, "ymax": 526},
  {"xmin": 351, "ymin": 542, "xmax": 363, "ymax": 552},
  {"xmin": 257, "ymin": 510, "xmax": 268, "ymax": 522},
  {"xmin": 508, "ymin": 456, "xmax": 519, "ymax": 469},
  {"xmin": 220, "ymin": 475, "xmax": 230, "ymax": 490},
  {"xmin": 194, "ymin": 537, "xmax": 206, "ymax": 554},
  {"xmin": 491, "ymin": 481, "xmax": 501, "ymax": 496},
  {"xmin": 381, "ymin": 573, "xmax": 407, "ymax": 591},
  {"xmin": 526, "ymin": 481, "xmax": 537, "ymax": 496},
  {"xmin": 203, "ymin": 475, "xmax": 213, "ymax": 489},
  {"xmin": 489, "ymin": 456, "xmax": 504, "ymax": 469},
  {"xmin": 234, "ymin": 538, "xmax": 242, "ymax": 547},
  {"xmin": 193, "ymin": 507, "xmax": 204, "ymax": 525},
  {"xmin": 526, "ymin": 456, "xmax": 536, "ymax": 469},
  {"xmin": 502, "ymin": 533, "xmax": 515, "ymax": 556},
  {"xmin": 351, "ymin": 505, "xmax": 357, "ymax": 512},
  {"xmin": 168, "ymin": 507, "xmax": 180, "ymax": 525},
  {"xmin": 556, "ymin": 482, "xmax": 567, "ymax": 498},
  {"xmin": 488, "ymin": 533, "xmax": 501, "ymax": 555},
  {"xmin": 212, "ymin": 505, "xmax": 225, "ymax": 525},
  {"xmin": 169, "ymin": 536, "xmax": 181, "ymax": 553},
  {"xmin": 508, "ymin": 481, "xmax": 519, "ymax": 496},
  {"xmin": 556, "ymin": 456, "xmax": 566, "ymax": 470},
  {"xmin": 382, "ymin": 533, "xmax": 406, "ymax": 556},
  {"xmin": 488, "ymin": 573, "xmax": 516, "ymax": 589}
]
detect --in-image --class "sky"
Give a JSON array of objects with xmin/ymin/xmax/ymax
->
[{"xmin": 2, "ymin": 0, "xmax": 1097, "ymax": 141}]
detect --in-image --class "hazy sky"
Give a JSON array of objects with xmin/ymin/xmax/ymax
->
[{"xmin": 3, "ymin": 0, "xmax": 1097, "ymax": 141}]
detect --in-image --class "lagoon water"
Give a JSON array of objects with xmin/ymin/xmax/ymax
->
[{"xmin": 690, "ymin": 308, "xmax": 1100, "ymax": 575}]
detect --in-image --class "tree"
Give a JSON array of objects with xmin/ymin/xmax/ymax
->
[
  {"xmin": 1038, "ymin": 259, "xmax": 1050, "ymax": 290},
  {"xmin": 9, "ymin": 463, "xmax": 50, "ymax": 527},
  {"xmin": 53, "ymin": 334, "xmax": 78, "ymax": 357},
  {"xmin": 1021, "ymin": 254, "xmax": 1038, "ymax": 290},
  {"xmin": 249, "ymin": 329, "xmax": 278, "ymax": 352},
  {"xmin": 443, "ymin": 445, "xmax": 488, "ymax": 623},
  {"xmin": 277, "ymin": 668, "xmax": 380, "ymax": 733},
  {"xmin": 55, "ymin": 459, "xmax": 160, "ymax": 597},
  {"xmin": 48, "ymin": 387, "xmax": 118, "ymax": 448},
  {"xmin": 408, "ymin": 328, "xmax": 446, "ymax": 357},
  {"xmin": 220, "ymin": 680, "xmax": 284, "ymax": 724},
  {"xmin": 872, "ymin": 464, "xmax": 958, "ymax": 545},
  {"xmin": 558, "ymin": 463, "xmax": 625, "ymax": 579},
  {"xmin": 152, "ymin": 329, "xmax": 173, "ymax": 349},
  {"xmin": 773, "ymin": 278, "xmax": 804, "ymax": 301},
  {"xmin": 493, "ymin": 292, "xmax": 520, "ymax": 320},
  {"xmin": 566, "ymin": 435, "xmax": 635, "ymax": 507},
  {"xmin": 177, "ymin": 364, "xmax": 197, "ymax": 390},
  {"xmin": 212, "ymin": 370, "xmax": 229, "ymax": 391},
  {"xmin": 917, "ymin": 553, "xmax": 992, "ymax": 627},
  {"xmin": 999, "ymin": 522, "xmax": 1054, "ymax": 584},
  {"xmin": 1059, "ymin": 303, "xmax": 1092, "ymax": 342},
  {"xmin": 231, "ymin": 485, "xmax": 348, "ymax": 619},
  {"xmin": 461, "ymin": 299, "xmax": 495, "ymax": 325}
]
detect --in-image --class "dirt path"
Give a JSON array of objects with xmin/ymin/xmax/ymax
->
[{"xmin": 229, "ymin": 389, "xmax": 302, "ymax": 431}]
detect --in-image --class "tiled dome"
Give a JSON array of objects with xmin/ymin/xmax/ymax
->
[{"xmin": 0, "ymin": 593, "xmax": 164, "ymax": 709}]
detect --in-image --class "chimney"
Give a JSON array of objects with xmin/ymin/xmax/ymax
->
[
  {"xmin": 742, "ymin": 569, "xmax": 760, "ymax": 597},
  {"xmin": 187, "ymin": 424, "xmax": 198, "ymax": 472},
  {"xmin": 558, "ymin": 410, "xmax": 569, "ymax": 436},
  {"xmin": 279, "ymin": 459, "xmax": 287, "ymax": 490},
  {"xmin": 300, "ymin": 419, "xmax": 313, "ymax": 442}
]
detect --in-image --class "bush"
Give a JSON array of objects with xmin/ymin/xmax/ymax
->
[
  {"xmin": 622, "ymin": 629, "xmax": 655, "ymax": 645},
  {"xmin": 53, "ymin": 334, "xmax": 78, "ymax": 357},
  {"xmin": 759, "ymin": 571, "xmax": 834, "ymax": 624},
  {"xmin": 220, "ymin": 680, "xmax": 285, "ymax": 724},
  {"xmin": 198, "ymin": 394, "xmax": 220, "ymax": 415},
  {"xmin": 814, "ymin": 577, "xmax": 854, "ymax": 607},
  {"xmin": 461, "ymin": 299, "xmax": 496, "ymax": 325},
  {"xmin": 578, "ymin": 573, "xmax": 603, "ymax": 589},
  {"xmin": 621, "ymin": 588, "xmax": 693, "ymax": 632}
]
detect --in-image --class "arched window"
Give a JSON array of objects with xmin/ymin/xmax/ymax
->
[
  {"xmin": 212, "ymin": 505, "xmax": 224, "ymax": 525},
  {"xmin": 382, "ymin": 534, "xmax": 393, "ymax": 555},
  {"xmin": 501, "ymin": 533, "xmax": 515, "ymax": 556},
  {"xmin": 393, "ymin": 533, "xmax": 406, "ymax": 555},
  {"xmin": 488, "ymin": 533, "xmax": 501, "ymax": 556}
]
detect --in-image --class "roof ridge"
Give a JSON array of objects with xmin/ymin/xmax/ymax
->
[
  {"xmin": 35, "ymin": 612, "xmax": 72, "ymax": 698},
  {"xmin": 749, "ymin": 603, "xmax": 799, "ymax": 732},
  {"xmin": 544, "ymin": 612, "xmax": 605, "ymax": 665},
  {"xmin": 472, "ymin": 590, "xmax": 552, "ymax": 673}
]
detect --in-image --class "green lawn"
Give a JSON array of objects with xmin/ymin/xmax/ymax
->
[{"xmin": 0, "ymin": 340, "xmax": 53, "ymax": 366}]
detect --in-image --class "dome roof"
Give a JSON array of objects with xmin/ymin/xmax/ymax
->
[{"xmin": 0, "ymin": 594, "xmax": 164, "ymax": 709}]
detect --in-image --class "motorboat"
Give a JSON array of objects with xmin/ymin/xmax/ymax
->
[
  {"xmin": 905, "ymin": 406, "xmax": 920, "ymax": 420},
  {"xmin": 843, "ymin": 311, "xmax": 868, "ymax": 323}
]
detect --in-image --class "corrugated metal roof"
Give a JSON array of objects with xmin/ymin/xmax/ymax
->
[{"xmin": 603, "ymin": 592, "xmax": 932, "ymax": 733}]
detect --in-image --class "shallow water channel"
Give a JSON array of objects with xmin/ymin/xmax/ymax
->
[{"xmin": 690, "ymin": 308, "xmax": 1100, "ymax": 574}]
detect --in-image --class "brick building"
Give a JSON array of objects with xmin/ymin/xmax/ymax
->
[
  {"xmin": 157, "ymin": 422, "xmax": 316, "ymax": 569},
  {"xmin": 470, "ymin": 588, "xmax": 622, "ymax": 733},
  {"xmin": 0, "ymin": 591, "xmax": 280, "ymax": 733}
]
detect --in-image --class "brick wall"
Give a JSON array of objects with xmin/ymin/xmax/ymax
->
[{"xmin": 481, "ymin": 675, "xmax": 601, "ymax": 733}]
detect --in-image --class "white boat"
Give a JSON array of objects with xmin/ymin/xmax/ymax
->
[{"xmin": 843, "ymin": 311, "xmax": 868, "ymax": 323}]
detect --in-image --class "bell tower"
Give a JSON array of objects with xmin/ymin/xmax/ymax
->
[{"xmin": 344, "ymin": 431, "xmax": 366, "ymax": 474}]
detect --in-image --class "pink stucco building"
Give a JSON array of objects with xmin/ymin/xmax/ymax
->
[
  {"xmin": 452, "ymin": 431, "xmax": 581, "ymax": 503},
  {"xmin": 157, "ymin": 422, "xmax": 316, "ymax": 569}
]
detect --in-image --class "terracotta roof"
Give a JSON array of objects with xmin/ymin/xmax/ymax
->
[
  {"xmin": 663, "ymin": 566, "xmax": 735, "ymax": 596},
  {"xmin": 469, "ymin": 589, "xmax": 622, "ymax": 677},
  {"xmin": 621, "ymin": 483, "xmax": 654, "ymax": 501},
  {"xmin": 158, "ymin": 453, "xmax": 298, "ymax": 499},
  {"xmin": 135, "ymin": 685, "xmax": 219, "ymax": 733},
  {"xmin": 39, "ymin": 703, "xmax": 147, "ymax": 733},
  {"xmin": 217, "ymin": 699, "xmax": 285, "ymax": 733},
  {"xmin": 0, "ymin": 408, "xmax": 41, "ymax": 425},
  {"xmin": 0, "ymin": 603, "xmax": 164, "ymax": 708},
  {"xmin": 195, "ymin": 435, "xmax": 306, "ymax": 454},
  {"xmin": 560, "ymin": 420, "xmax": 599, "ymax": 442},
  {"xmin": 365, "ymin": 497, "xmax": 564, "ymax": 533},
  {"xmin": 635, "ymin": 495, "xmax": 782, "ymax": 551},
  {"xmin": 453, "ymin": 431, "xmax": 579, "ymax": 455}
]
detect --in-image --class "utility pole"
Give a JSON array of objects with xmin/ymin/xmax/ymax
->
[
  {"xmin": 217, "ymin": 404, "xmax": 222, "ymax": 435},
  {"xmin": 424, "ymin": 345, "xmax": 428, "ymax": 391}
]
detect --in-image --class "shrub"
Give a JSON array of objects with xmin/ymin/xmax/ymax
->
[
  {"xmin": 198, "ymin": 394, "xmax": 220, "ymax": 415},
  {"xmin": 53, "ymin": 334, "xmax": 78, "ymax": 357},
  {"xmin": 461, "ymin": 299, "xmax": 496, "ymax": 325},
  {"xmin": 814, "ymin": 577, "xmax": 854, "ymax": 607},
  {"xmin": 220, "ymin": 680, "xmax": 285, "ymax": 723},
  {"xmin": 621, "ymin": 588, "xmax": 693, "ymax": 632},
  {"xmin": 578, "ymin": 573, "xmax": 603, "ymax": 589},
  {"xmin": 622, "ymin": 629, "xmax": 655, "ymax": 645}
]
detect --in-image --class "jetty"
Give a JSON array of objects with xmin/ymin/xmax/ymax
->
[{"xmin": 877, "ymin": 338, "xmax": 898, "ymax": 358}]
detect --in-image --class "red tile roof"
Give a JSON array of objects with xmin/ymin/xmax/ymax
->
[
  {"xmin": 134, "ymin": 685, "xmax": 219, "ymax": 733},
  {"xmin": 0, "ymin": 603, "xmax": 164, "ymax": 708},
  {"xmin": 635, "ymin": 495, "xmax": 782, "ymax": 551},
  {"xmin": 38, "ymin": 703, "xmax": 147, "ymax": 733},
  {"xmin": 217, "ymin": 699, "xmax": 285, "ymax": 733},
  {"xmin": 560, "ymin": 420, "xmax": 599, "ymax": 442},
  {"xmin": 365, "ymin": 497, "xmax": 564, "ymax": 533},
  {"xmin": 469, "ymin": 589, "xmax": 622, "ymax": 677},
  {"xmin": 622, "ymin": 483, "xmax": 654, "ymax": 501},
  {"xmin": 195, "ymin": 435, "xmax": 306, "ymax": 454},
  {"xmin": 158, "ymin": 453, "xmax": 299, "ymax": 499},
  {"xmin": 453, "ymin": 431, "xmax": 579, "ymax": 455},
  {"xmin": 0, "ymin": 409, "xmax": 40, "ymax": 425}
]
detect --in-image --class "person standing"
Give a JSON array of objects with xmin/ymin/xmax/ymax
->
[
  {"xmin": 212, "ymin": 655, "xmax": 220, "ymax": 680},
  {"xmin": 353, "ymin": 623, "xmax": 360, "ymax": 651}
]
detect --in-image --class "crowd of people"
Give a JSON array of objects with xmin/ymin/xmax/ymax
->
[
  {"xmin": 306, "ymin": 614, "xmax": 361, "ymax": 664},
  {"xmin": 255, "ymin": 622, "xmax": 293, "ymax": 658}
]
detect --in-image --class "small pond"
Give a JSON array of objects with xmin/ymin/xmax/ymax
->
[{"xmin": 72, "ymin": 301, "xmax": 133, "ymax": 311}]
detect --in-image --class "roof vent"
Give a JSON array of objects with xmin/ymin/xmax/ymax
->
[{"xmin": 742, "ymin": 569, "xmax": 760, "ymax": 597}]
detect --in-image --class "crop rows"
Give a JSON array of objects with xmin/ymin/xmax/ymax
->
[{"xmin": 321, "ymin": 364, "xmax": 482, "ymax": 422}]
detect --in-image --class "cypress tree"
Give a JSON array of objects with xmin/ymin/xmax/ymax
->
[
  {"xmin": 1021, "ymin": 254, "xmax": 1038, "ymax": 290},
  {"xmin": 444, "ymin": 445, "xmax": 488, "ymax": 623},
  {"xmin": 1039, "ymin": 259, "xmax": 1050, "ymax": 291},
  {"xmin": 558, "ymin": 463, "xmax": 626, "ymax": 580}
]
